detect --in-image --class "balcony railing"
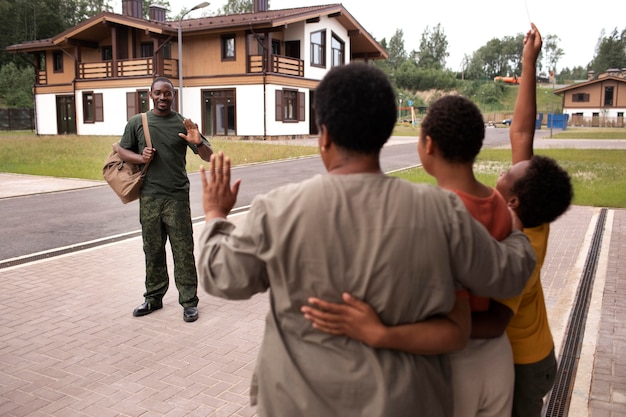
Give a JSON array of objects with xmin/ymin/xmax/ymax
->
[
  {"xmin": 76, "ymin": 58, "xmax": 177, "ymax": 80},
  {"xmin": 248, "ymin": 54, "xmax": 304, "ymax": 77}
]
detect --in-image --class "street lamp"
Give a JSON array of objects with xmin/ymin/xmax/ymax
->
[
  {"xmin": 178, "ymin": 1, "xmax": 210, "ymax": 116},
  {"xmin": 550, "ymin": 67, "xmax": 555, "ymax": 138}
]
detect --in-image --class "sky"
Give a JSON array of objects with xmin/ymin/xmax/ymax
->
[{"xmin": 112, "ymin": 0, "xmax": 625, "ymax": 72}]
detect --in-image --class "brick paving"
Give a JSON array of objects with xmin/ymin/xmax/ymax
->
[{"xmin": 1, "ymin": 201, "xmax": 624, "ymax": 416}]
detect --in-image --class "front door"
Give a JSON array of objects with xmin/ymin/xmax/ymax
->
[
  {"xmin": 202, "ymin": 89, "xmax": 236, "ymax": 136},
  {"xmin": 56, "ymin": 95, "xmax": 76, "ymax": 134}
]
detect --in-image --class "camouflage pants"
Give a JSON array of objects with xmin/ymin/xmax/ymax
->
[{"xmin": 139, "ymin": 195, "xmax": 198, "ymax": 308}]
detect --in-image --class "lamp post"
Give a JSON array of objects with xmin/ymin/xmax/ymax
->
[
  {"xmin": 550, "ymin": 67, "xmax": 555, "ymax": 138},
  {"xmin": 178, "ymin": 1, "xmax": 210, "ymax": 116}
]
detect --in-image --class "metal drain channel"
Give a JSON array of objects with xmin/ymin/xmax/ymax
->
[
  {"xmin": 544, "ymin": 208, "xmax": 607, "ymax": 417},
  {"xmin": 0, "ymin": 231, "xmax": 143, "ymax": 269}
]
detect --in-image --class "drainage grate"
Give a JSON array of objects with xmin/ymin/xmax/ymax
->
[
  {"xmin": 0, "ymin": 231, "xmax": 143, "ymax": 269},
  {"xmin": 544, "ymin": 208, "xmax": 607, "ymax": 417}
]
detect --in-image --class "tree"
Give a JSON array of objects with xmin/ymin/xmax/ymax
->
[
  {"xmin": 218, "ymin": 0, "xmax": 254, "ymax": 14},
  {"xmin": 558, "ymin": 66, "xmax": 588, "ymax": 83},
  {"xmin": 386, "ymin": 29, "xmax": 407, "ymax": 71},
  {"xmin": 71, "ymin": 0, "xmax": 114, "ymax": 24},
  {"xmin": 465, "ymin": 33, "xmax": 525, "ymax": 80},
  {"xmin": 415, "ymin": 23, "xmax": 448, "ymax": 70},
  {"xmin": 543, "ymin": 33, "xmax": 564, "ymax": 80},
  {"xmin": 0, "ymin": 63, "xmax": 34, "ymax": 107},
  {"xmin": 590, "ymin": 27, "xmax": 626, "ymax": 75}
]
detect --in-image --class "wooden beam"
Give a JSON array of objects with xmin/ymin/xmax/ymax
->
[
  {"xmin": 348, "ymin": 30, "xmax": 360, "ymax": 37},
  {"xmin": 68, "ymin": 39, "xmax": 99, "ymax": 49},
  {"xmin": 305, "ymin": 17, "xmax": 320, "ymax": 23}
]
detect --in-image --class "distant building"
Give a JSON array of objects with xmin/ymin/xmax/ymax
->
[
  {"xmin": 6, "ymin": 0, "xmax": 386, "ymax": 138},
  {"xmin": 554, "ymin": 68, "xmax": 626, "ymax": 127}
]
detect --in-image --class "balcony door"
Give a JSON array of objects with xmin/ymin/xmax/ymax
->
[{"xmin": 202, "ymin": 89, "xmax": 236, "ymax": 136}]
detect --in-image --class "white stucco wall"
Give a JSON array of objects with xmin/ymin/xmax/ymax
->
[
  {"xmin": 563, "ymin": 108, "xmax": 625, "ymax": 118},
  {"xmin": 35, "ymin": 94, "xmax": 61, "ymax": 135},
  {"xmin": 303, "ymin": 16, "xmax": 351, "ymax": 81},
  {"xmin": 234, "ymin": 84, "xmax": 268, "ymax": 136},
  {"xmin": 37, "ymin": 88, "xmax": 149, "ymax": 136}
]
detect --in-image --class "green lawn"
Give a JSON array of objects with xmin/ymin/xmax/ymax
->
[
  {"xmin": 392, "ymin": 148, "xmax": 626, "ymax": 209},
  {"xmin": 1, "ymin": 129, "xmax": 624, "ymax": 208}
]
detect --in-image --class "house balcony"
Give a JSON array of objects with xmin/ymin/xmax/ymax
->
[
  {"xmin": 77, "ymin": 58, "xmax": 178, "ymax": 80},
  {"xmin": 35, "ymin": 54, "xmax": 303, "ymax": 86},
  {"xmin": 248, "ymin": 54, "xmax": 304, "ymax": 77}
]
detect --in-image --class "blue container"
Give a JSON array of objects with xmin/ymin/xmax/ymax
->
[
  {"xmin": 535, "ymin": 112, "xmax": 543, "ymax": 130},
  {"xmin": 547, "ymin": 114, "xmax": 569, "ymax": 130}
]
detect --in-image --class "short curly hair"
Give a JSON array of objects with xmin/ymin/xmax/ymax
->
[
  {"xmin": 420, "ymin": 95, "xmax": 485, "ymax": 163},
  {"xmin": 512, "ymin": 155, "xmax": 573, "ymax": 228},
  {"xmin": 314, "ymin": 63, "xmax": 396, "ymax": 154}
]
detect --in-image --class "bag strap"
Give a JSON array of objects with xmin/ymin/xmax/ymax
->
[{"xmin": 141, "ymin": 112, "xmax": 153, "ymax": 174}]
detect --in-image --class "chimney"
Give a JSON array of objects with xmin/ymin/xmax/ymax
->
[
  {"xmin": 149, "ymin": 4, "xmax": 167, "ymax": 22},
  {"xmin": 587, "ymin": 70, "xmax": 595, "ymax": 81},
  {"xmin": 122, "ymin": 0, "xmax": 143, "ymax": 19},
  {"xmin": 254, "ymin": 0, "xmax": 269, "ymax": 13}
]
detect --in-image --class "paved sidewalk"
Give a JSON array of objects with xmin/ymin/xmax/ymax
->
[{"xmin": 1, "ymin": 204, "xmax": 625, "ymax": 416}]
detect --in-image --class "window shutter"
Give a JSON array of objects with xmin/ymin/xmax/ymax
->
[
  {"xmin": 297, "ymin": 92, "xmax": 305, "ymax": 121},
  {"xmin": 275, "ymin": 90, "xmax": 283, "ymax": 121},
  {"xmin": 127, "ymin": 92, "xmax": 136, "ymax": 121},
  {"xmin": 95, "ymin": 93, "xmax": 104, "ymax": 122}
]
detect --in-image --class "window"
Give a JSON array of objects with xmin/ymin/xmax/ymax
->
[
  {"xmin": 275, "ymin": 89, "xmax": 305, "ymax": 122},
  {"xmin": 53, "ymin": 51, "xmax": 63, "ymax": 73},
  {"xmin": 222, "ymin": 34, "xmax": 236, "ymax": 60},
  {"xmin": 83, "ymin": 92, "xmax": 103, "ymax": 123},
  {"xmin": 331, "ymin": 34, "xmax": 344, "ymax": 67},
  {"xmin": 572, "ymin": 93, "xmax": 590, "ymax": 102},
  {"xmin": 102, "ymin": 46, "xmax": 113, "ymax": 61},
  {"xmin": 140, "ymin": 42, "xmax": 154, "ymax": 58},
  {"xmin": 604, "ymin": 86, "xmax": 614, "ymax": 106},
  {"xmin": 126, "ymin": 90, "xmax": 151, "ymax": 120},
  {"xmin": 283, "ymin": 90, "xmax": 297, "ymax": 121},
  {"xmin": 310, "ymin": 30, "xmax": 325, "ymax": 67},
  {"xmin": 138, "ymin": 90, "xmax": 149, "ymax": 113}
]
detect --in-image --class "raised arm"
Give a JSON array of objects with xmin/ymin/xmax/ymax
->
[
  {"xmin": 510, "ymin": 23, "xmax": 542, "ymax": 164},
  {"xmin": 179, "ymin": 118, "xmax": 214, "ymax": 162}
]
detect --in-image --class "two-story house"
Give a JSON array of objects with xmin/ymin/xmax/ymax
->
[
  {"xmin": 554, "ymin": 68, "xmax": 626, "ymax": 127},
  {"xmin": 6, "ymin": 0, "xmax": 387, "ymax": 138}
]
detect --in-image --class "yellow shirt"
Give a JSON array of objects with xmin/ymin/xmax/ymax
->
[{"xmin": 497, "ymin": 224, "xmax": 553, "ymax": 364}]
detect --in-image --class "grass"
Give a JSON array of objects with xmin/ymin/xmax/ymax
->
[
  {"xmin": 0, "ymin": 132, "xmax": 317, "ymax": 180},
  {"xmin": 1, "ymin": 129, "xmax": 625, "ymax": 208},
  {"xmin": 392, "ymin": 148, "xmax": 626, "ymax": 209},
  {"xmin": 551, "ymin": 127, "xmax": 626, "ymax": 140}
]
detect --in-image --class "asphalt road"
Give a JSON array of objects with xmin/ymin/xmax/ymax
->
[{"xmin": 0, "ymin": 129, "xmax": 515, "ymax": 264}]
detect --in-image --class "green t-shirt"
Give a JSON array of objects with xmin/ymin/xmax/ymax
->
[{"xmin": 120, "ymin": 111, "xmax": 199, "ymax": 201}]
